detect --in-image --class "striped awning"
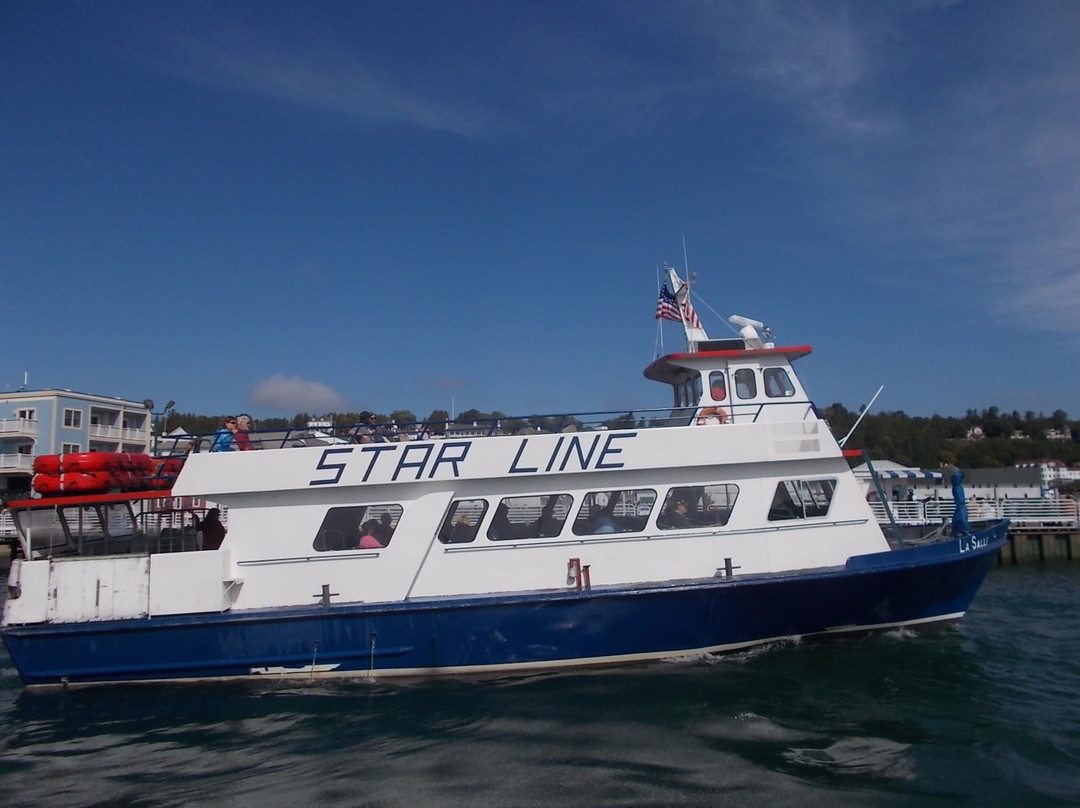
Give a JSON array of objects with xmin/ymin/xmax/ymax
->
[{"xmin": 873, "ymin": 469, "xmax": 942, "ymax": 479}]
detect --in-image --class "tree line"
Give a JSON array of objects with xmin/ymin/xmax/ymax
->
[{"xmin": 164, "ymin": 405, "xmax": 1080, "ymax": 471}]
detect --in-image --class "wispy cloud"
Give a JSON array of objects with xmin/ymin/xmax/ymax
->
[
  {"xmin": 250, "ymin": 374, "xmax": 347, "ymax": 413},
  {"xmin": 706, "ymin": 2, "xmax": 1080, "ymax": 335},
  {"xmin": 159, "ymin": 26, "xmax": 511, "ymax": 139}
]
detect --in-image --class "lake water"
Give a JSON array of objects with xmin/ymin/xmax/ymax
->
[{"xmin": 1, "ymin": 566, "xmax": 1078, "ymax": 807}]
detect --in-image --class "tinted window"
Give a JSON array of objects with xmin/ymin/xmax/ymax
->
[
  {"xmin": 763, "ymin": 368, "xmax": 796, "ymax": 398},
  {"xmin": 572, "ymin": 489, "xmax": 656, "ymax": 535},
  {"xmin": 767, "ymin": 479, "xmax": 836, "ymax": 521},
  {"xmin": 709, "ymin": 371, "xmax": 727, "ymax": 402},
  {"xmin": 488, "ymin": 494, "xmax": 572, "ymax": 540},
  {"xmin": 313, "ymin": 504, "xmax": 401, "ymax": 551},
  {"xmin": 438, "ymin": 499, "xmax": 488, "ymax": 544},
  {"xmin": 657, "ymin": 484, "xmax": 739, "ymax": 530},
  {"xmin": 734, "ymin": 368, "xmax": 757, "ymax": 399}
]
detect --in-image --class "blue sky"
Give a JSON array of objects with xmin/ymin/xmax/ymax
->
[{"xmin": 4, "ymin": 1, "xmax": 1079, "ymax": 423}]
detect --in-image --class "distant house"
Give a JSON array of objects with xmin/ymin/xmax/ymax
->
[
  {"xmin": 853, "ymin": 461, "xmax": 943, "ymax": 502},
  {"xmin": 855, "ymin": 459, "xmax": 1051, "ymax": 500},
  {"xmin": 0, "ymin": 389, "xmax": 152, "ymax": 496}
]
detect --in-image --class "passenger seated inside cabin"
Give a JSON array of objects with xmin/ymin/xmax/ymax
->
[
  {"xmin": 373, "ymin": 512, "xmax": 395, "ymax": 544},
  {"xmin": 588, "ymin": 505, "xmax": 620, "ymax": 534},
  {"xmin": 537, "ymin": 496, "xmax": 563, "ymax": 537},
  {"xmin": 663, "ymin": 498, "xmax": 693, "ymax": 529},
  {"xmin": 358, "ymin": 519, "xmax": 384, "ymax": 549},
  {"xmin": 450, "ymin": 516, "xmax": 476, "ymax": 543},
  {"xmin": 489, "ymin": 502, "xmax": 513, "ymax": 539},
  {"xmin": 196, "ymin": 508, "xmax": 227, "ymax": 550}
]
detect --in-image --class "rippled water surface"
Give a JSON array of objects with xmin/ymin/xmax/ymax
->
[{"xmin": 2, "ymin": 567, "xmax": 1078, "ymax": 807}]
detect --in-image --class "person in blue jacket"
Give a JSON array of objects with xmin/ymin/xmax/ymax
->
[{"xmin": 210, "ymin": 416, "xmax": 238, "ymax": 452}]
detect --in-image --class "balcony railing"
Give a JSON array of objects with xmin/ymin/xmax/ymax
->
[
  {"xmin": 0, "ymin": 453, "xmax": 35, "ymax": 473},
  {"xmin": 89, "ymin": 424, "xmax": 148, "ymax": 442},
  {"xmin": 0, "ymin": 418, "xmax": 38, "ymax": 436}
]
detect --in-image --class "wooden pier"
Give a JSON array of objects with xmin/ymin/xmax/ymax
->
[{"xmin": 999, "ymin": 527, "xmax": 1079, "ymax": 565}]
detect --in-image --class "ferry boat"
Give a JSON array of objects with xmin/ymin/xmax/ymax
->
[{"xmin": 1, "ymin": 269, "xmax": 1008, "ymax": 687}]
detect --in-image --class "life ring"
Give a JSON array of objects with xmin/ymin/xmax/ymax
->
[{"xmin": 697, "ymin": 406, "xmax": 729, "ymax": 425}]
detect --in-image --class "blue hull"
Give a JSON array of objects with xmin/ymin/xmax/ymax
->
[{"xmin": 2, "ymin": 522, "xmax": 1008, "ymax": 686}]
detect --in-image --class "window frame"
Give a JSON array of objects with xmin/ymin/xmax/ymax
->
[
  {"xmin": 571, "ymin": 488, "xmax": 657, "ymax": 536},
  {"xmin": 487, "ymin": 493, "xmax": 573, "ymax": 541},
  {"xmin": 438, "ymin": 499, "xmax": 489, "ymax": 544},
  {"xmin": 767, "ymin": 479, "xmax": 837, "ymax": 521},
  {"xmin": 734, "ymin": 368, "xmax": 757, "ymax": 400},
  {"xmin": 657, "ymin": 483, "xmax": 740, "ymax": 530},
  {"xmin": 311, "ymin": 503, "xmax": 402, "ymax": 552},
  {"xmin": 763, "ymin": 368, "xmax": 796, "ymax": 398}
]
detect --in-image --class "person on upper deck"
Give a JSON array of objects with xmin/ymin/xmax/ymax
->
[
  {"xmin": 351, "ymin": 411, "xmax": 387, "ymax": 444},
  {"xmin": 210, "ymin": 417, "xmax": 238, "ymax": 452},
  {"xmin": 234, "ymin": 414, "xmax": 255, "ymax": 451}
]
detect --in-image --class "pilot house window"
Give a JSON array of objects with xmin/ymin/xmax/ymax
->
[
  {"xmin": 734, "ymin": 369, "xmax": 757, "ymax": 399},
  {"xmin": 763, "ymin": 368, "xmax": 796, "ymax": 398}
]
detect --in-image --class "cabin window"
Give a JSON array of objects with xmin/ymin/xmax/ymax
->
[
  {"xmin": 734, "ymin": 369, "xmax": 757, "ymax": 399},
  {"xmin": 572, "ymin": 489, "xmax": 656, "ymax": 536},
  {"xmin": 763, "ymin": 368, "xmax": 796, "ymax": 398},
  {"xmin": 767, "ymin": 479, "xmax": 837, "ymax": 521},
  {"xmin": 657, "ymin": 484, "xmax": 739, "ymax": 530},
  {"xmin": 63, "ymin": 409, "xmax": 83, "ymax": 428},
  {"xmin": 438, "ymin": 499, "xmax": 488, "ymax": 544},
  {"xmin": 312, "ymin": 504, "xmax": 402, "ymax": 551},
  {"xmin": 709, "ymin": 372, "xmax": 727, "ymax": 402},
  {"xmin": 675, "ymin": 379, "xmax": 688, "ymax": 408},
  {"xmin": 488, "ymin": 494, "xmax": 572, "ymax": 541},
  {"xmin": 692, "ymin": 373, "xmax": 703, "ymax": 404}
]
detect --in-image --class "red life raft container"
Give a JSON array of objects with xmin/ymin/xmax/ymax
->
[
  {"xmin": 61, "ymin": 452, "xmax": 132, "ymax": 473},
  {"xmin": 32, "ymin": 470, "xmax": 123, "ymax": 496}
]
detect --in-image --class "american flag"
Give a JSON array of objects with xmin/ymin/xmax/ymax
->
[
  {"xmin": 680, "ymin": 293, "xmax": 703, "ymax": 330},
  {"xmin": 655, "ymin": 285, "xmax": 681, "ymax": 322}
]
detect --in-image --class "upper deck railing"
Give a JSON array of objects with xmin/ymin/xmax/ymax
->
[{"xmin": 158, "ymin": 402, "xmax": 819, "ymax": 455}]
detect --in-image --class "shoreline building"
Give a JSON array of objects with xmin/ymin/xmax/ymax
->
[{"xmin": 0, "ymin": 390, "xmax": 152, "ymax": 496}]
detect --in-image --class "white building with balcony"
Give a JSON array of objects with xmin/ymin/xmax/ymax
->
[{"xmin": 0, "ymin": 389, "xmax": 151, "ymax": 496}]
